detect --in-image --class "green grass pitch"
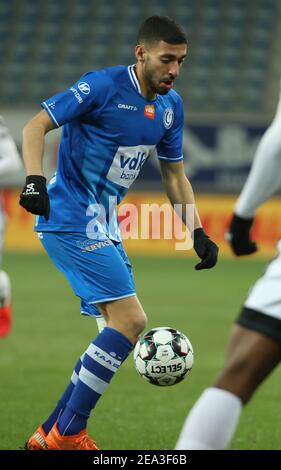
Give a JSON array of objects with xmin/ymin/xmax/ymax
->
[{"xmin": 1, "ymin": 252, "xmax": 280, "ymax": 450}]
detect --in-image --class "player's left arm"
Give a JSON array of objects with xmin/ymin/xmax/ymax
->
[{"xmin": 160, "ymin": 160, "xmax": 219, "ymax": 270}]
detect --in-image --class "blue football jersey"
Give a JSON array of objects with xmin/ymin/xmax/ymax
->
[{"xmin": 36, "ymin": 65, "xmax": 184, "ymax": 241}]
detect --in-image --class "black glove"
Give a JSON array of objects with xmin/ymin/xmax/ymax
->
[
  {"xmin": 19, "ymin": 175, "xmax": 50, "ymax": 221},
  {"xmin": 225, "ymin": 213, "xmax": 257, "ymax": 256},
  {"xmin": 193, "ymin": 228, "xmax": 219, "ymax": 270}
]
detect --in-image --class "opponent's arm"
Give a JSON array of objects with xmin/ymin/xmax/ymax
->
[
  {"xmin": 160, "ymin": 160, "xmax": 218, "ymax": 270},
  {"xmin": 227, "ymin": 108, "xmax": 281, "ymax": 256},
  {"xmin": 19, "ymin": 110, "xmax": 56, "ymax": 220}
]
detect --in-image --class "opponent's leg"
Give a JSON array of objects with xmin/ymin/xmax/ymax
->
[
  {"xmin": 175, "ymin": 325, "xmax": 281, "ymax": 450},
  {"xmin": 215, "ymin": 324, "xmax": 281, "ymax": 402},
  {"xmin": 0, "ymin": 270, "xmax": 12, "ymax": 338},
  {"xmin": 0, "ymin": 207, "xmax": 12, "ymax": 338}
]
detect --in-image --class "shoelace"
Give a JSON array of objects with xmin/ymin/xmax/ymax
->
[{"xmin": 77, "ymin": 434, "xmax": 99, "ymax": 450}]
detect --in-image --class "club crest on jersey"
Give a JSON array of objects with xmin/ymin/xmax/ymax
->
[
  {"xmin": 163, "ymin": 108, "xmax": 174, "ymax": 129},
  {"xmin": 144, "ymin": 105, "xmax": 155, "ymax": 120}
]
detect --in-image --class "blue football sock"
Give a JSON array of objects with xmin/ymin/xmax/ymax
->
[
  {"xmin": 42, "ymin": 355, "xmax": 84, "ymax": 434},
  {"xmin": 58, "ymin": 327, "xmax": 132, "ymax": 436}
]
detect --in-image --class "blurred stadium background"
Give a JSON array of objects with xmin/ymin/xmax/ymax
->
[{"xmin": 1, "ymin": 0, "xmax": 281, "ymax": 450}]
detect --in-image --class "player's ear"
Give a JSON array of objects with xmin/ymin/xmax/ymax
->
[{"xmin": 135, "ymin": 44, "xmax": 146, "ymax": 62}]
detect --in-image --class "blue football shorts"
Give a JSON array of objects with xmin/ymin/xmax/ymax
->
[{"xmin": 39, "ymin": 232, "xmax": 136, "ymax": 318}]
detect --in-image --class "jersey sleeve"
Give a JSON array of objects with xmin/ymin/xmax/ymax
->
[
  {"xmin": 41, "ymin": 70, "xmax": 114, "ymax": 127},
  {"xmin": 156, "ymin": 95, "xmax": 184, "ymax": 163}
]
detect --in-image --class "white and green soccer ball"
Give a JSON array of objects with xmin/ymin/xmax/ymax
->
[{"xmin": 134, "ymin": 327, "xmax": 194, "ymax": 386}]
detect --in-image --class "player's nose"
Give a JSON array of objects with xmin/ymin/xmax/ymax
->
[{"xmin": 168, "ymin": 64, "xmax": 180, "ymax": 78}]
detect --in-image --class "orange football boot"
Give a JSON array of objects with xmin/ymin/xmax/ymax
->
[
  {"xmin": 25, "ymin": 425, "xmax": 48, "ymax": 450},
  {"xmin": 45, "ymin": 423, "xmax": 99, "ymax": 450}
]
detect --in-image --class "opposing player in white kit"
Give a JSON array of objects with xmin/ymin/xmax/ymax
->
[
  {"xmin": 0, "ymin": 116, "xmax": 22, "ymax": 337},
  {"xmin": 176, "ymin": 86, "xmax": 281, "ymax": 450}
]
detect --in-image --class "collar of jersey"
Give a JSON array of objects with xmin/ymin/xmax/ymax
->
[{"xmin": 128, "ymin": 65, "xmax": 158, "ymax": 103}]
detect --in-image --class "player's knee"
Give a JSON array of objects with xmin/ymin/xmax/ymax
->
[
  {"xmin": 104, "ymin": 296, "xmax": 147, "ymax": 343},
  {"xmin": 131, "ymin": 310, "xmax": 148, "ymax": 335},
  {"xmin": 110, "ymin": 313, "xmax": 147, "ymax": 344},
  {"xmin": 118, "ymin": 309, "xmax": 147, "ymax": 342}
]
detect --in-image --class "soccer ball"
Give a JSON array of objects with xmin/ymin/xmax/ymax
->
[{"xmin": 133, "ymin": 327, "xmax": 194, "ymax": 386}]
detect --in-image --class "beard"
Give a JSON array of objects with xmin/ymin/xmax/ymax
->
[
  {"xmin": 155, "ymin": 84, "xmax": 171, "ymax": 95},
  {"xmin": 143, "ymin": 63, "xmax": 171, "ymax": 96}
]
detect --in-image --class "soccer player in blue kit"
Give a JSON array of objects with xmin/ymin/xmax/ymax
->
[{"xmin": 20, "ymin": 16, "xmax": 218, "ymax": 450}]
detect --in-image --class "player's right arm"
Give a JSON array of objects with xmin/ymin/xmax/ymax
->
[
  {"xmin": 22, "ymin": 109, "xmax": 55, "ymax": 176},
  {"xmin": 19, "ymin": 70, "xmax": 114, "ymax": 220},
  {"xmin": 19, "ymin": 110, "xmax": 55, "ymax": 220}
]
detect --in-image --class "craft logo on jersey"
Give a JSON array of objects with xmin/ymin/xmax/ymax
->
[
  {"xmin": 106, "ymin": 145, "xmax": 155, "ymax": 188},
  {"xmin": 144, "ymin": 105, "xmax": 155, "ymax": 120},
  {"xmin": 118, "ymin": 103, "xmax": 138, "ymax": 111},
  {"xmin": 163, "ymin": 107, "xmax": 174, "ymax": 129},
  {"xmin": 78, "ymin": 82, "xmax": 90, "ymax": 95}
]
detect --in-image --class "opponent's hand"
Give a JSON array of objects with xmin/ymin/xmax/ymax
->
[
  {"xmin": 19, "ymin": 175, "xmax": 50, "ymax": 220},
  {"xmin": 193, "ymin": 228, "xmax": 219, "ymax": 270},
  {"xmin": 225, "ymin": 213, "xmax": 257, "ymax": 256}
]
